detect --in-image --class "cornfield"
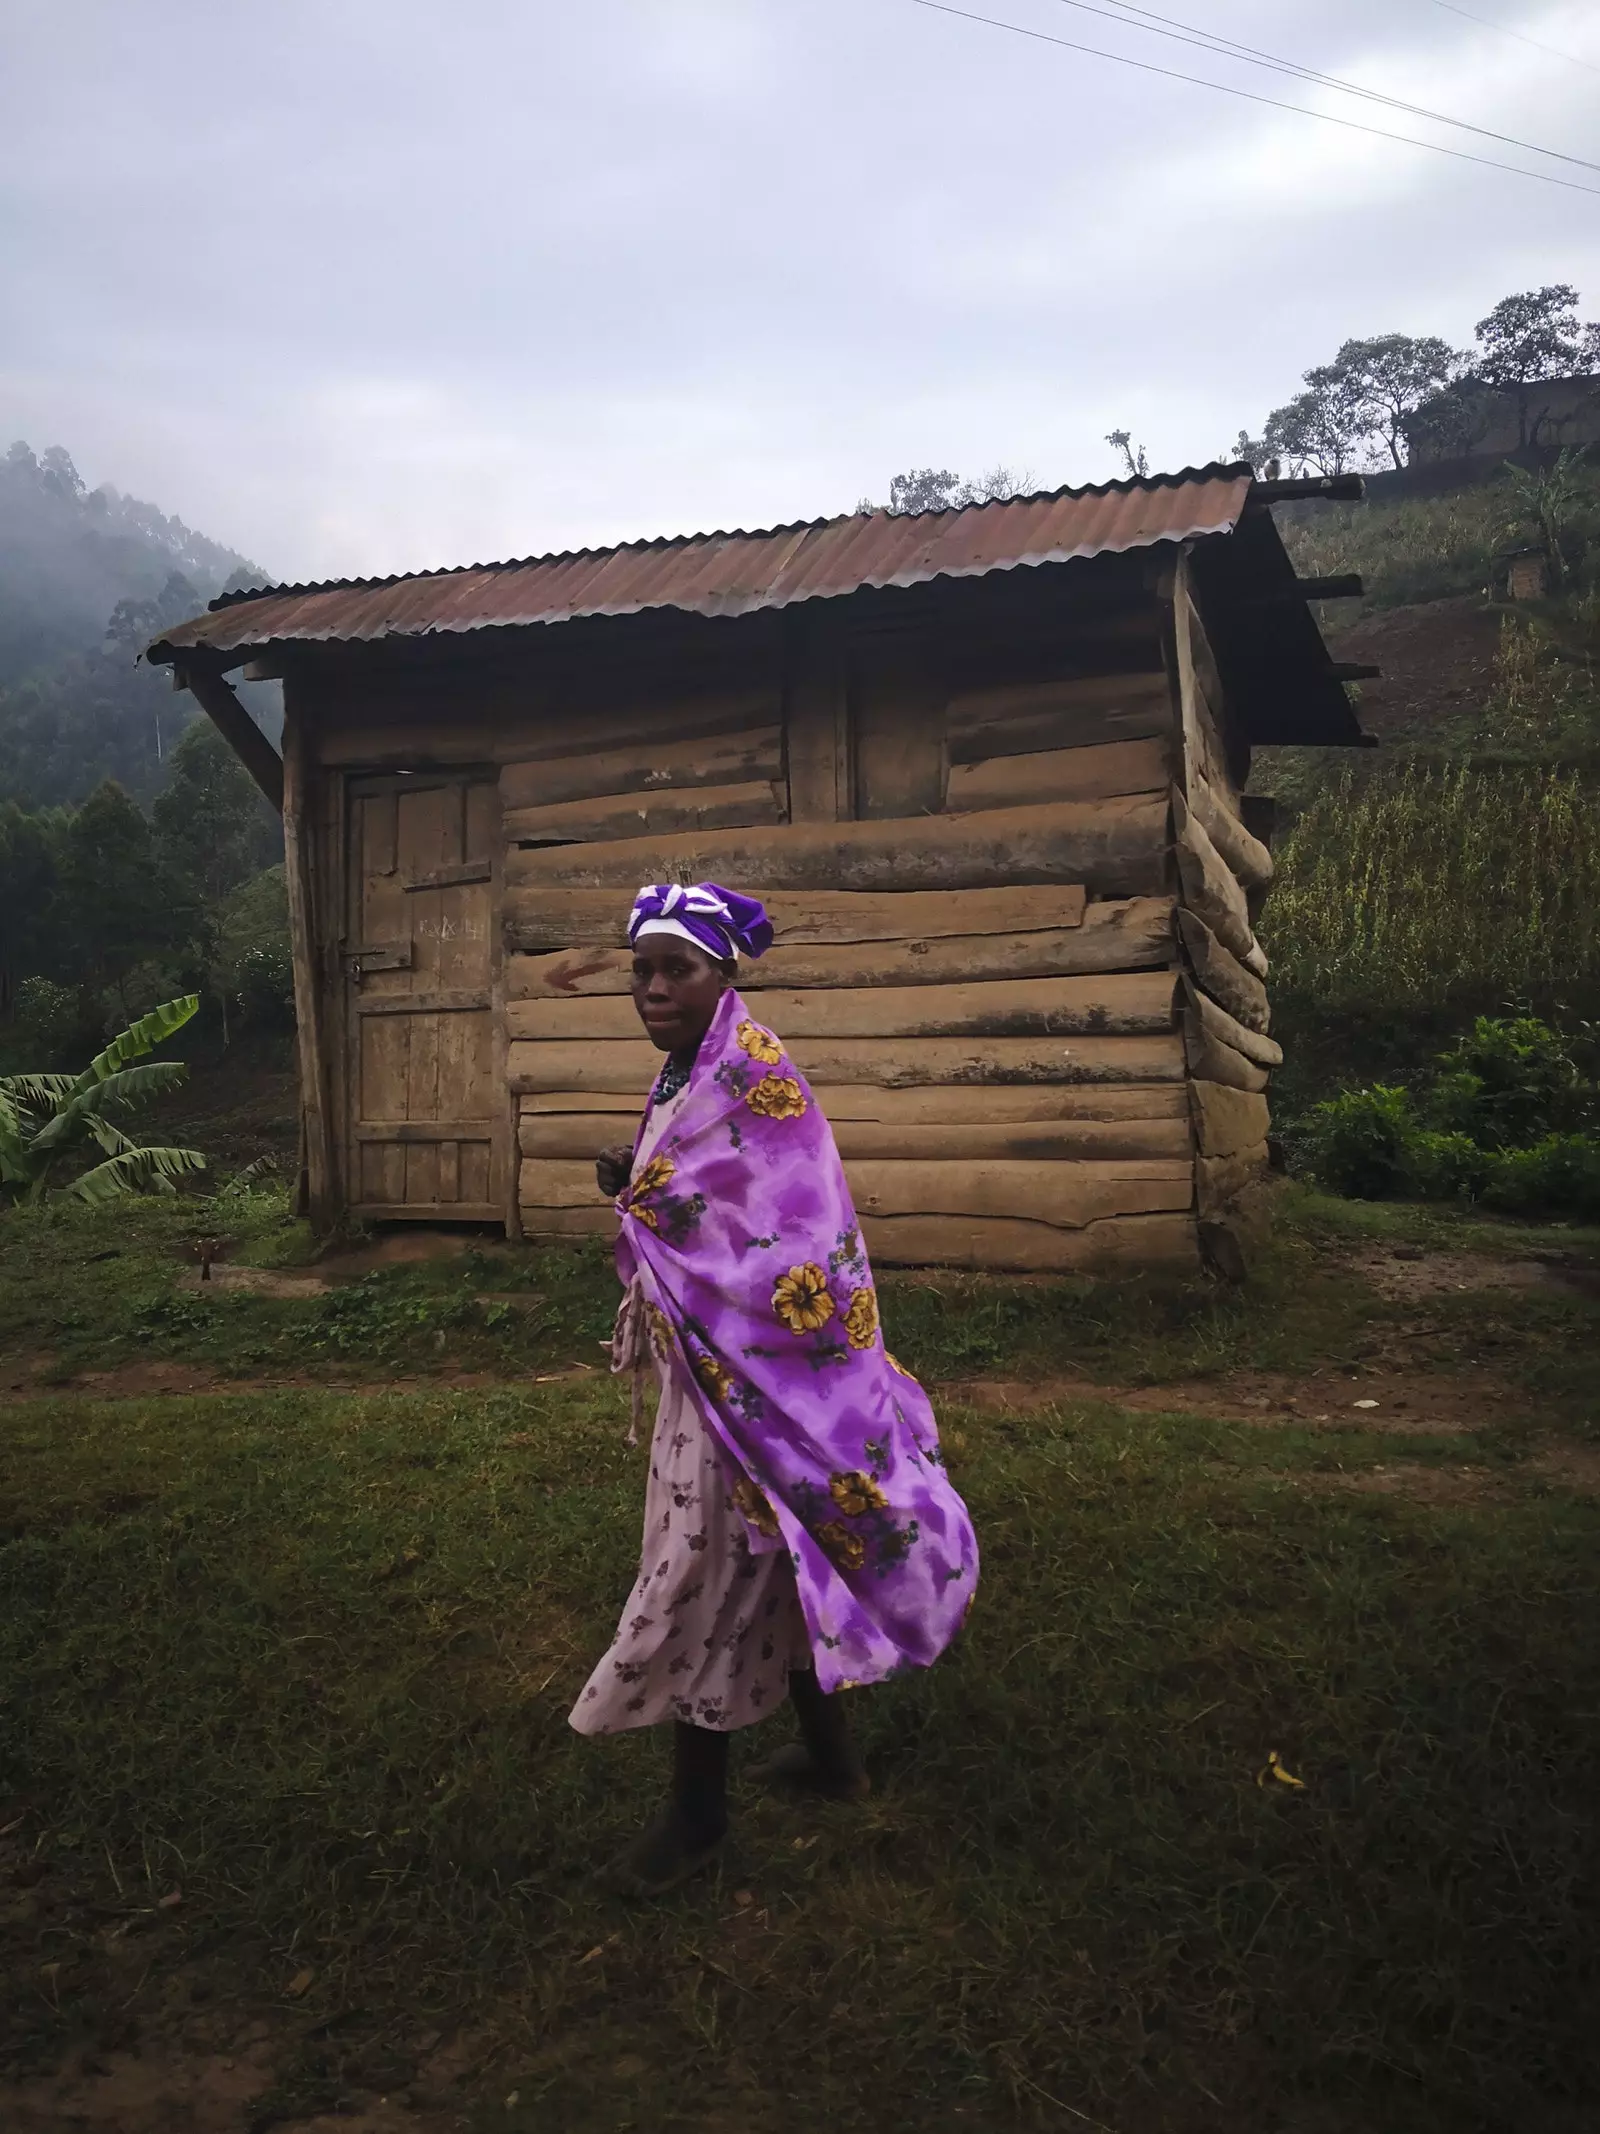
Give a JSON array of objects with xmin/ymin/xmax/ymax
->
[{"xmin": 1262, "ymin": 762, "xmax": 1600, "ymax": 1015}]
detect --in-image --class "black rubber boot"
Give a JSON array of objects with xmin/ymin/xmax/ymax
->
[
  {"xmin": 751, "ymin": 1669, "xmax": 870, "ymax": 1801},
  {"xmin": 600, "ymin": 1723, "xmax": 730, "ymax": 1897}
]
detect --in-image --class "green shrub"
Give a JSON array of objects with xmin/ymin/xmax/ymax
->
[
  {"xmin": 1479, "ymin": 1135, "xmax": 1600, "ymax": 1220},
  {"xmin": 1294, "ymin": 1085, "xmax": 1419, "ymax": 1199},
  {"xmin": 1429, "ymin": 1015, "xmax": 1597, "ymax": 1148},
  {"xmin": 1405, "ymin": 1129, "xmax": 1492, "ymax": 1201},
  {"xmin": 1290, "ymin": 1016, "xmax": 1600, "ymax": 1216}
]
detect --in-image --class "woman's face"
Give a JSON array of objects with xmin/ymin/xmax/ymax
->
[{"xmin": 630, "ymin": 935, "xmax": 730, "ymax": 1054}]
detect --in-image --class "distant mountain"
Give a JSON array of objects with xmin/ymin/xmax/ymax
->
[{"xmin": 0, "ymin": 441, "xmax": 281, "ymax": 808}]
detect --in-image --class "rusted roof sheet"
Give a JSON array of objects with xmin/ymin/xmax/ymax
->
[{"xmin": 147, "ymin": 466, "xmax": 1255, "ymax": 662}]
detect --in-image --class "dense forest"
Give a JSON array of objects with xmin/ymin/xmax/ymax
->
[{"xmin": 0, "ymin": 442, "xmax": 290, "ymax": 1067}]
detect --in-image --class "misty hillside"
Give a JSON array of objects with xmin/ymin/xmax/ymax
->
[{"xmin": 0, "ymin": 441, "xmax": 281, "ymax": 808}]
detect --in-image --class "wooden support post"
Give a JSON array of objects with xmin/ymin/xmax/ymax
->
[
  {"xmin": 176, "ymin": 659, "xmax": 284, "ymax": 811},
  {"xmin": 280, "ymin": 708, "xmax": 337, "ymax": 1229}
]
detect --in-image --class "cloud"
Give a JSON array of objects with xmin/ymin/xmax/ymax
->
[{"xmin": 1, "ymin": 0, "xmax": 1596, "ymax": 577}]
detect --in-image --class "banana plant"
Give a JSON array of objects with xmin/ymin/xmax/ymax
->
[{"xmin": 0, "ymin": 995, "xmax": 208, "ymax": 1205}]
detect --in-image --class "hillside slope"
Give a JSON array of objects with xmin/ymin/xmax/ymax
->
[{"xmin": 0, "ymin": 443, "xmax": 279, "ymax": 807}]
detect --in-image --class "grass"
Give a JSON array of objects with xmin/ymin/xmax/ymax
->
[
  {"xmin": 3, "ymin": 1376, "xmax": 1598, "ymax": 2132},
  {"xmin": 1277, "ymin": 465, "xmax": 1600, "ymax": 612},
  {"xmin": 2, "ymin": 1190, "xmax": 1600, "ymax": 2129}
]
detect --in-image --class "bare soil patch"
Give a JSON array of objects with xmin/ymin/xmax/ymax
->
[
  {"xmin": 1324, "ymin": 595, "xmax": 1501, "ymax": 745},
  {"xmin": 1341, "ymin": 1244, "xmax": 1588, "ymax": 1303}
]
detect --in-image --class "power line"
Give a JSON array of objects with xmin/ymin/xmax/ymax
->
[
  {"xmin": 909, "ymin": 0, "xmax": 1600, "ymax": 197},
  {"xmin": 1427, "ymin": 0, "xmax": 1600, "ymax": 77},
  {"xmin": 1068, "ymin": 0, "xmax": 1600, "ymax": 172}
]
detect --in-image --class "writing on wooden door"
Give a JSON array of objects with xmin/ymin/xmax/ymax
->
[{"xmin": 345, "ymin": 774, "xmax": 503, "ymax": 1220}]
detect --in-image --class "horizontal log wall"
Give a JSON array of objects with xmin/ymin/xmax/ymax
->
[{"xmin": 445, "ymin": 568, "xmax": 1206, "ymax": 1269}]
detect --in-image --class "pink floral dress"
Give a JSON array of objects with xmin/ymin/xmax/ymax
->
[{"xmin": 569, "ymin": 1079, "xmax": 811, "ymax": 1736}]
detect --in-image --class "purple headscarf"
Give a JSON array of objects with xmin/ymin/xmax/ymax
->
[{"xmin": 628, "ymin": 881, "xmax": 774, "ymax": 964}]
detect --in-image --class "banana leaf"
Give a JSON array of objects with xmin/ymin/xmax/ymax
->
[{"xmin": 66, "ymin": 1145, "xmax": 208, "ymax": 1205}]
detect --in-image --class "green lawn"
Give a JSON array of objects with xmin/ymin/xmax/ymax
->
[{"xmin": 2, "ymin": 1191, "xmax": 1599, "ymax": 2130}]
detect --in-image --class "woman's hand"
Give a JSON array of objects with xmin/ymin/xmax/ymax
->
[{"xmin": 596, "ymin": 1143, "xmax": 634, "ymax": 1198}]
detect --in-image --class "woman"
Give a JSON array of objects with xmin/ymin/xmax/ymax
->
[{"xmin": 570, "ymin": 880, "xmax": 978, "ymax": 1897}]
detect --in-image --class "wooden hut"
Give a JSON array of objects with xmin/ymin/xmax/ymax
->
[{"xmin": 147, "ymin": 465, "xmax": 1373, "ymax": 1275}]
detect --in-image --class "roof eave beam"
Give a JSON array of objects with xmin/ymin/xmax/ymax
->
[{"xmin": 173, "ymin": 656, "xmax": 284, "ymax": 813}]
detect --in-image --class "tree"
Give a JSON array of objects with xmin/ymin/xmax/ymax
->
[
  {"xmin": 1471, "ymin": 286, "xmax": 1590, "ymax": 446},
  {"xmin": 1264, "ymin": 367, "xmax": 1367, "ymax": 476},
  {"xmin": 152, "ymin": 719, "xmax": 280, "ymax": 912},
  {"xmin": 0, "ymin": 801, "xmax": 65, "ymax": 1019},
  {"xmin": 870, "ymin": 465, "xmax": 1038, "ymax": 515},
  {"xmin": 1333, "ymin": 333, "xmax": 1462, "ymax": 469},
  {"xmin": 1105, "ymin": 430, "xmax": 1149, "ymax": 479},
  {"xmin": 0, "ymin": 995, "xmax": 206, "ymax": 1204},
  {"xmin": 1498, "ymin": 448, "xmax": 1587, "ymax": 588},
  {"xmin": 55, "ymin": 781, "xmax": 200, "ymax": 1016}
]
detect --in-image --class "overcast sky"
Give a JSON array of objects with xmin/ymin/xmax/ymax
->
[{"xmin": 2, "ymin": 0, "xmax": 1597, "ymax": 581}]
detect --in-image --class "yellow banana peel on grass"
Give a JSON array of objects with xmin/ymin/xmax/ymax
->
[{"xmin": 1256, "ymin": 1749, "xmax": 1305, "ymax": 1789}]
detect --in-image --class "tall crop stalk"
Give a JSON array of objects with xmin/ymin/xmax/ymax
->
[{"xmin": 1263, "ymin": 763, "xmax": 1600, "ymax": 1014}]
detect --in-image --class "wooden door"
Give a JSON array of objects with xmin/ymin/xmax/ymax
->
[{"xmin": 343, "ymin": 773, "xmax": 505, "ymax": 1222}]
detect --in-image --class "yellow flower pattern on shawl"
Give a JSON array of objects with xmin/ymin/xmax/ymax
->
[
  {"xmin": 630, "ymin": 1154, "xmax": 676, "ymax": 1198},
  {"xmin": 843, "ymin": 1285, "xmax": 879, "ymax": 1350},
  {"xmin": 816, "ymin": 1521, "xmax": 866, "ymax": 1572},
  {"xmin": 732, "ymin": 1475, "xmax": 781, "ymax": 1538},
  {"xmin": 772, "ymin": 1262, "xmax": 835, "ymax": 1334},
  {"xmin": 745, "ymin": 1073, "xmax": 807, "ymax": 1121},
  {"xmin": 829, "ymin": 1469, "xmax": 888, "ymax": 1517},
  {"xmin": 736, "ymin": 1020, "xmax": 784, "ymax": 1065},
  {"xmin": 693, "ymin": 1349, "xmax": 736, "ymax": 1403},
  {"xmin": 646, "ymin": 1303, "xmax": 674, "ymax": 1358}
]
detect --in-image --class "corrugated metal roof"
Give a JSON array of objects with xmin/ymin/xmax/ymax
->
[{"xmin": 146, "ymin": 466, "xmax": 1255, "ymax": 663}]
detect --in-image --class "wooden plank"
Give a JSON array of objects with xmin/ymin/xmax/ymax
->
[
  {"xmin": 517, "ymin": 1205, "xmax": 620, "ymax": 1238},
  {"xmin": 1198, "ymin": 1145, "xmax": 1271, "ymax": 1218},
  {"xmin": 402, "ymin": 858, "xmax": 492, "ymax": 891},
  {"xmin": 317, "ymin": 721, "xmax": 504, "ymax": 770},
  {"xmin": 348, "ymin": 1200, "xmax": 503, "ymax": 1223},
  {"xmin": 1182, "ymin": 1023, "xmax": 1270, "ymax": 1095},
  {"xmin": 520, "ymin": 1110, "xmax": 1192, "ymax": 1164},
  {"xmin": 504, "ymin": 778, "xmax": 785, "ymax": 847},
  {"xmin": 1172, "ymin": 788, "xmax": 1259, "ymax": 966},
  {"xmin": 782, "ymin": 614, "xmax": 849, "ymax": 824},
  {"xmin": 502, "ymin": 882, "xmax": 1091, "ymax": 952},
  {"xmin": 507, "ymin": 971, "xmax": 1178, "ymax": 1045},
  {"xmin": 1175, "ymin": 910, "xmax": 1270, "ymax": 1034},
  {"xmin": 946, "ymin": 671, "xmax": 1171, "ymax": 764},
  {"xmin": 852, "ymin": 650, "xmax": 946, "ymax": 819},
  {"xmin": 504, "ymin": 796, "xmax": 1169, "ymax": 898},
  {"xmin": 1191, "ymin": 773, "xmax": 1273, "ymax": 890},
  {"xmin": 1183, "ymin": 979, "xmax": 1282, "ymax": 1069},
  {"xmin": 280, "ymin": 707, "xmax": 335, "ymax": 1228},
  {"xmin": 356, "ymin": 989, "xmax": 491, "ymax": 1016},
  {"xmin": 521, "ymin": 1082, "xmax": 1187, "ymax": 1123},
  {"xmin": 1189, "ymin": 1081, "xmax": 1271, "ymax": 1160},
  {"xmin": 946, "ymin": 736, "xmax": 1169, "ymax": 814},
  {"xmin": 355, "ymin": 1120, "xmax": 496, "ymax": 1142},
  {"xmin": 506, "ymin": 900, "xmax": 1173, "ymax": 998},
  {"xmin": 487, "ymin": 685, "xmax": 779, "ymax": 763},
  {"xmin": 861, "ymin": 1211, "xmax": 1199, "ymax": 1272},
  {"xmin": 498, "ymin": 724, "xmax": 782, "ymax": 812},
  {"xmin": 845, "ymin": 1158, "xmax": 1191, "ymax": 1226},
  {"xmin": 519, "ymin": 1155, "xmax": 1192, "ymax": 1226},
  {"xmin": 508, "ymin": 1032, "xmax": 1186, "ymax": 1094}
]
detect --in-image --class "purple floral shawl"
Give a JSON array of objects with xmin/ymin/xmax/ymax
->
[{"xmin": 615, "ymin": 988, "xmax": 979, "ymax": 1693}]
